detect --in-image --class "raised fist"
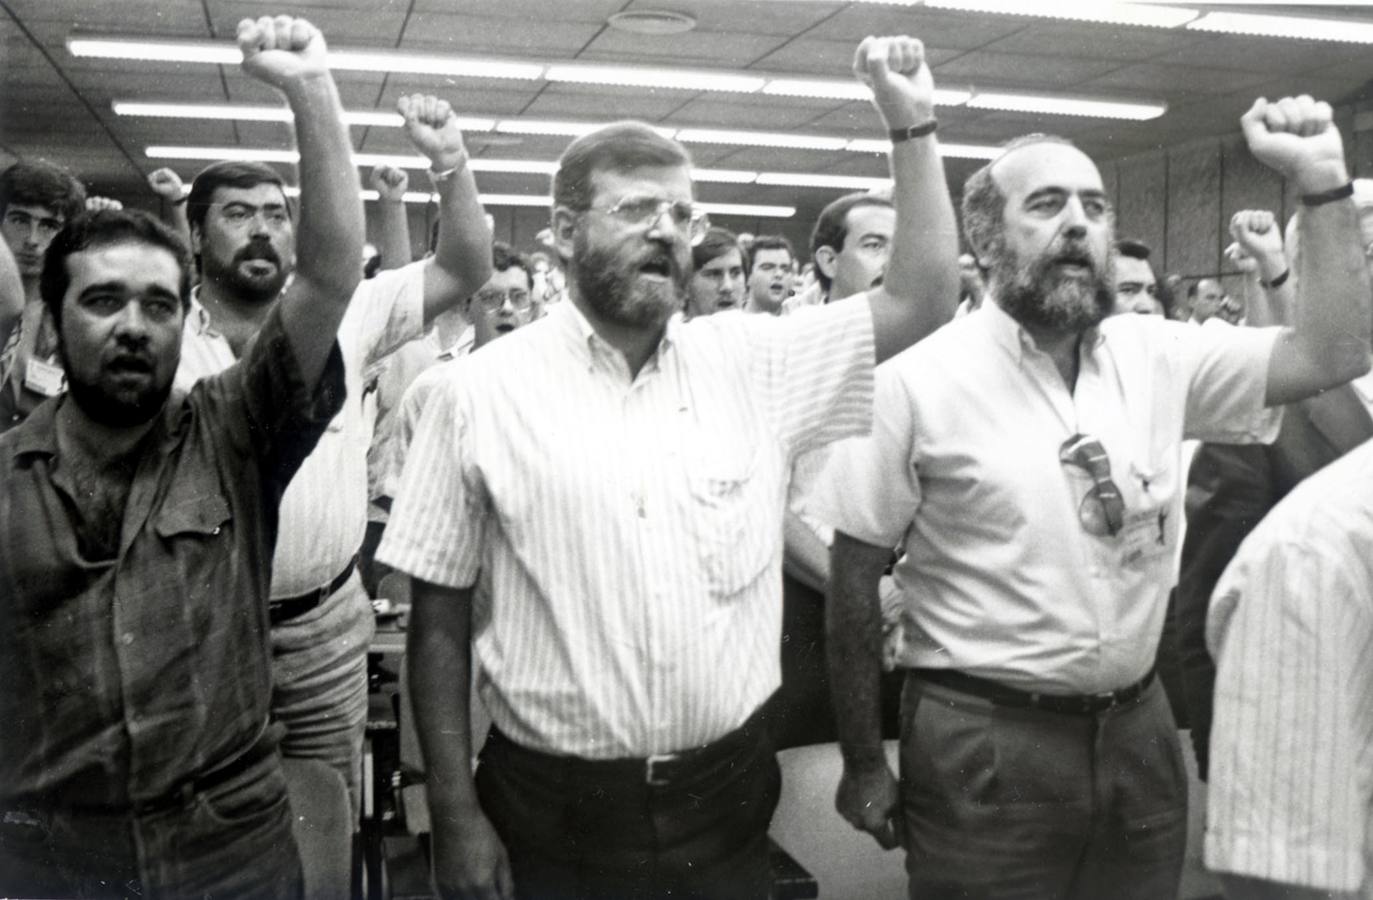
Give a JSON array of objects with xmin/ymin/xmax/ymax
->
[
  {"xmin": 85, "ymin": 196, "xmax": 123, "ymax": 213},
  {"xmin": 1226, "ymin": 209, "xmax": 1285, "ymax": 276},
  {"xmin": 853, "ymin": 35, "xmax": 935, "ymax": 131},
  {"xmin": 237, "ymin": 16, "xmax": 329, "ymax": 90},
  {"xmin": 1241, "ymin": 95, "xmax": 1347, "ymax": 194},
  {"xmin": 369, "ymin": 165, "xmax": 409, "ymax": 202},
  {"xmin": 397, "ymin": 94, "xmax": 467, "ymax": 173},
  {"xmin": 146, "ymin": 168, "xmax": 185, "ymax": 202}
]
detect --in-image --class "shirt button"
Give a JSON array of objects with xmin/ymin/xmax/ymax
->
[{"xmin": 121, "ymin": 632, "xmax": 135, "ymax": 646}]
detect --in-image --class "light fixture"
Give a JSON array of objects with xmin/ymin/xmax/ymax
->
[
  {"xmin": 281, "ymin": 185, "xmax": 550, "ymax": 206},
  {"xmin": 697, "ymin": 202, "xmax": 795, "ymax": 219},
  {"xmin": 761, "ymin": 79, "xmax": 973, "ymax": 108},
  {"xmin": 606, "ymin": 10, "xmax": 697, "ymax": 36},
  {"xmin": 113, "ymin": 101, "xmax": 493, "ymax": 131},
  {"xmin": 755, "ymin": 172, "xmax": 891, "ymax": 191},
  {"xmin": 693, "ymin": 169, "xmax": 761, "ymax": 184},
  {"xmin": 676, "ymin": 128, "xmax": 847, "ymax": 151},
  {"xmin": 542, "ymin": 64, "xmax": 765, "ymax": 93},
  {"xmin": 922, "ymin": 1, "xmax": 1199, "ymax": 29},
  {"xmin": 68, "ymin": 37, "xmax": 239, "ymax": 64},
  {"xmin": 842, "ymin": 138, "xmax": 1001, "ymax": 159},
  {"xmin": 968, "ymin": 91, "xmax": 1166, "ymax": 120},
  {"xmin": 146, "ymin": 145, "xmax": 299, "ymax": 163},
  {"xmin": 1187, "ymin": 11, "xmax": 1373, "ymax": 44}
]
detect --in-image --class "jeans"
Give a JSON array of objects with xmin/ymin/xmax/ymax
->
[
  {"xmin": 899, "ymin": 673, "xmax": 1188, "ymax": 900},
  {"xmin": 0, "ymin": 753, "xmax": 302, "ymax": 899}
]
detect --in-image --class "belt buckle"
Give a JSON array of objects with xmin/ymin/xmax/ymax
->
[
  {"xmin": 645, "ymin": 753, "xmax": 676, "ymax": 787},
  {"xmin": 1091, "ymin": 690, "xmax": 1119, "ymax": 712}
]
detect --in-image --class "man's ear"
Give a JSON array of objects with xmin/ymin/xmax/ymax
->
[
  {"xmin": 189, "ymin": 223, "xmax": 204, "ymax": 257},
  {"xmin": 813, "ymin": 245, "xmax": 838, "ymax": 281},
  {"xmin": 551, "ymin": 208, "xmax": 578, "ymax": 262}
]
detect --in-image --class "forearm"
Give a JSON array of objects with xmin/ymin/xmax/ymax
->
[
  {"xmin": 827, "ymin": 532, "xmax": 891, "ymax": 770},
  {"xmin": 0, "ymin": 236, "xmax": 22, "ymax": 353},
  {"xmin": 871, "ymin": 135, "xmax": 959, "ymax": 363},
  {"xmin": 783, "ymin": 510, "xmax": 830, "ymax": 593},
  {"xmin": 286, "ymin": 72, "xmax": 364, "ymax": 303},
  {"xmin": 164, "ymin": 202, "xmax": 192, "ymax": 253},
  {"xmin": 373, "ymin": 198, "xmax": 413, "ymax": 272},
  {"xmin": 408, "ymin": 579, "xmax": 483, "ymax": 820},
  {"xmin": 425, "ymin": 161, "xmax": 493, "ymax": 324}
]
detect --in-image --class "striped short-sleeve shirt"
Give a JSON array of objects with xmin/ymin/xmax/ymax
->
[
  {"xmin": 377, "ymin": 297, "xmax": 875, "ymax": 758},
  {"xmin": 1206, "ymin": 437, "xmax": 1373, "ymax": 897}
]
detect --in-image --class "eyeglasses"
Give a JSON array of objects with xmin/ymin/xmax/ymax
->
[
  {"xmin": 1058, "ymin": 433, "xmax": 1125, "ymax": 537},
  {"xmin": 587, "ymin": 194, "xmax": 710, "ymax": 246},
  {"xmin": 473, "ymin": 288, "xmax": 533, "ymax": 311}
]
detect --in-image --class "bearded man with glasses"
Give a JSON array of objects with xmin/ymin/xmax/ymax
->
[
  {"xmin": 817, "ymin": 94, "xmax": 1373, "ymax": 900},
  {"xmin": 377, "ymin": 34, "xmax": 959, "ymax": 900}
]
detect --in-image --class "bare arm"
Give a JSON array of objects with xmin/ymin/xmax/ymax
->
[
  {"xmin": 397, "ymin": 94, "xmax": 493, "ymax": 327},
  {"xmin": 782, "ymin": 511, "xmax": 830, "ymax": 593},
  {"xmin": 1239, "ymin": 95, "xmax": 1372, "ymax": 405},
  {"xmin": 370, "ymin": 164, "xmax": 413, "ymax": 271},
  {"xmin": 146, "ymin": 168, "xmax": 193, "ymax": 250},
  {"xmin": 0, "ymin": 227, "xmax": 23, "ymax": 354},
  {"xmin": 1227, "ymin": 209, "xmax": 1295, "ymax": 328},
  {"xmin": 238, "ymin": 15, "xmax": 363, "ymax": 387},
  {"xmin": 852, "ymin": 36, "xmax": 959, "ymax": 364},
  {"xmin": 409, "ymin": 579, "xmax": 513, "ymax": 900},
  {"xmin": 828, "ymin": 530, "xmax": 902, "ymax": 850}
]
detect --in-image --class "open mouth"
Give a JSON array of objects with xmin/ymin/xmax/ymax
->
[
  {"xmin": 107, "ymin": 355, "xmax": 154, "ymax": 378},
  {"xmin": 638, "ymin": 256, "xmax": 672, "ymax": 279},
  {"xmin": 495, "ymin": 323, "xmax": 515, "ymax": 333}
]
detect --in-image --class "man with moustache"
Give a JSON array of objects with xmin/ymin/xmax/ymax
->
[
  {"xmin": 377, "ymin": 34, "xmax": 958, "ymax": 900},
  {"xmin": 175, "ymin": 88, "xmax": 491, "ymax": 876},
  {"xmin": 817, "ymin": 97, "xmax": 1371, "ymax": 899},
  {"xmin": 0, "ymin": 14, "xmax": 362, "ymax": 897}
]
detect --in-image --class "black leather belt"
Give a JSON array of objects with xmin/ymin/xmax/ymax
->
[
  {"xmin": 129, "ymin": 738, "xmax": 276, "ymax": 816},
  {"xmin": 485, "ymin": 706, "xmax": 767, "ymax": 788},
  {"xmin": 268, "ymin": 554, "xmax": 357, "ymax": 625},
  {"xmin": 913, "ymin": 667, "xmax": 1156, "ymax": 716}
]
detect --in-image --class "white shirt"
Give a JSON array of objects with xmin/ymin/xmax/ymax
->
[
  {"xmin": 1206, "ymin": 436, "xmax": 1373, "ymax": 898},
  {"xmin": 176, "ymin": 262, "xmax": 426, "ymax": 597},
  {"xmin": 814, "ymin": 300, "xmax": 1280, "ymax": 694},
  {"xmin": 377, "ymin": 298, "xmax": 875, "ymax": 757}
]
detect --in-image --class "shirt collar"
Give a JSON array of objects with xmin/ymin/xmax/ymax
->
[
  {"xmin": 186, "ymin": 289, "xmax": 222, "ymax": 338},
  {"xmin": 980, "ymin": 295, "xmax": 1104, "ymax": 361},
  {"xmin": 10, "ymin": 394, "xmax": 59, "ymax": 458},
  {"xmin": 554, "ymin": 297, "xmax": 680, "ymax": 365}
]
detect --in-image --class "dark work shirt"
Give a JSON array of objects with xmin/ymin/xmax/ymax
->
[{"xmin": 0, "ymin": 305, "xmax": 345, "ymax": 809}]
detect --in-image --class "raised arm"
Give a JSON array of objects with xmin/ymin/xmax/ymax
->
[
  {"xmin": 0, "ymin": 224, "xmax": 22, "ymax": 354},
  {"xmin": 1240, "ymin": 95, "xmax": 1372, "ymax": 405},
  {"xmin": 1226, "ymin": 209, "xmax": 1294, "ymax": 327},
  {"xmin": 397, "ymin": 94, "xmax": 493, "ymax": 326},
  {"xmin": 146, "ymin": 168, "xmax": 193, "ymax": 250},
  {"xmin": 369, "ymin": 164, "xmax": 413, "ymax": 272},
  {"xmin": 238, "ymin": 15, "xmax": 363, "ymax": 386},
  {"xmin": 408, "ymin": 579, "xmax": 514, "ymax": 900},
  {"xmin": 854, "ymin": 36, "xmax": 959, "ymax": 364},
  {"xmin": 828, "ymin": 530, "xmax": 903, "ymax": 850}
]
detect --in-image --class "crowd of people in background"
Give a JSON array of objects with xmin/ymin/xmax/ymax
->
[{"xmin": 2, "ymin": 12, "xmax": 1373, "ymax": 900}]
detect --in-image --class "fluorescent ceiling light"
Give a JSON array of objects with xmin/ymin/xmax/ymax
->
[
  {"xmin": 677, "ymin": 128, "xmax": 847, "ymax": 151},
  {"xmin": 693, "ymin": 169, "xmax": 760, "ymax": 184},
  {"xmin": 68, "ymin": 37, "xmax": 240, "ymax": 64},
  {"xmin": 761, "ymin": 78, "xmax": 972, "ymax": 107},
  {"xmin": 755, "ymin": 172, "xmax": 891, "ymax": 191},
  {"xmin": 494, "ymin": 119, "xmax": 601, "ymax": 137},
  {"xmin": 328, "ymin": 50, "xmax": 541, "ymax": 80},
  {"xmin": 114, "ymin": 101, "xmax": 493, "ymax": 131},
  {"xmin": 843, "ymin": 138, "xmax": 1001, "ymax": 159},
  {"xmin": 471, "ymin": 194, "xmax": 551, "ymax": 207},
  {"xmin": 697, "ymin": 202, "xmax": 795, "ymax": 219},
  {"xmin": 146, "ymin": 145, "xmax": 298, "ymax": 163},
  {"xmin": 923, "ymin": 1, "xmax": 1199, "ymax": 28},
  {"xmin": 543, "ymin": 64, "xmax": 764, "ymax": 93},
  {"xmin": 968, "ymin": 91, "xmax": 1166, "ymax": 120},
  {"xmin": 283, "ymin": 186, "xmax": 546, "ymax": 206},
  {"xmin": 1187, "ymin": 11, "xmax": 1373, "ymax": 44}
]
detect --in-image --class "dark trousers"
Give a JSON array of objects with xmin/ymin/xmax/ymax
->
[
  {"xmin": 0, "ymin": 754, "xmax": 303, "ymax": 900},
  {"xmin": 475, "ymin": 720, "xmax": 781, "ymax": 900},
  {"xmin": 899, "ymin": 673, "xmax": 1188, "ymax": 900}
]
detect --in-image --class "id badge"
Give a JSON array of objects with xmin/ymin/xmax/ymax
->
[
  {"xmin": 23, "ymin": 358, "xmax": 66, "ymax": 397},
  {"xmin": 1120, "ymin": 508, "xmax": 1169, "ymax": 567}
]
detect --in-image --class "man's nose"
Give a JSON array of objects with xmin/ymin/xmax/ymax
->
[{"xmin": 112, "ymin": 302, "xmax": 152, "ymax": 341}]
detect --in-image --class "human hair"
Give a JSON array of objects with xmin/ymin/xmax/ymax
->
[
  {"xmin": 491, "ymin": 241, "xmax": 533, "ymax": 290},
  {"xmin": 692, "ymin": 227, "xmax": 741, "ymax": 272},
  {"xmin": 810, "ymin": 192, "xmax": 892, "ymax": 292},
  {"xmin": 960, "ymin": 133, "xmax": 1077, "ymax": 266},
  {"xmin": 0, "ymin": 160, "xmax": 86, "ymax": 222},
  {"xmin": 39, "ymin": 209, "xmax": 192, "ymax": 331},
  {"xmin": 746, "ymin": 234, "xmax": 794, "ymax": 273},
  {"xmin": 1114, "ymin": 238, "xmax": 1151, "ymax": 262},
  {"xmin": 1115, "ymin": 238, "xmax": 1171, "ymax": 317},
  {"xmin": 186, "ymin": 160, "xmax": 289, "ymax": 236},
  {"xmin": 552, "ymin": 121, "xmax": 693, "ymax": 213}
]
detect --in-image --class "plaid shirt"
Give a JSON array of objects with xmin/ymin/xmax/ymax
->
[{"xmin": 0, "ymin": 305, "xmax": 344, "ymax": 809}]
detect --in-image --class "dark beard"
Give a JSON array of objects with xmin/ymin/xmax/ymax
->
[
  {"xmin": 572, "ymin": 229, "xmax": 687, "ymax": 329},
  {"xmin": 59, "ymin": 342, "xmax": 174, "ymax": 428},
  {"xmin": 993, "ymin": 237, "xmax": 1114, "ymax": 332},
  {"xmin": 201, "ymin": 239, "xmax": 288, "ymax": 305}
]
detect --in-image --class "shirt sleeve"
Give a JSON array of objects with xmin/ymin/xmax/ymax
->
[
  {"xmin": 375, "ymin": 370, "xmax": 486, "ymax": 589},
  {"xmin": 1205, "ymin": 528, "xmax": 1372, "ymax": 893},
  {"xmin": 347, "ymin": 260, "xmax": 428, "ymax": 368},
  {"xmin": 809, "ymin": 359, "xmax": 922, "ymax": 548},
  {"xmin": 197, "ymin": 302, "xmax": 346, "ymax": 500},
  {"xmin": 739, "ymin": 294, "xmax": 876, "ymax": 460},
  {"xmin": 1178, "ymin": 322, "xmax": 1283, "ymax": 444}
]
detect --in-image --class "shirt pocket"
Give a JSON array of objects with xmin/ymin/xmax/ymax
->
[
  {"xmin": 683, "ymin": 446, "xmax": 778, "ymax": 599},
  {"xmin": 154, "ymin": 493, "xmax": 232, "ymax": 540}
]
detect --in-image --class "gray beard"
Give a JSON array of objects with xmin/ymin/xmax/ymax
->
[{"xmin": 992, "ymin": 243, "xmax": 1114, "ymax": 333}]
